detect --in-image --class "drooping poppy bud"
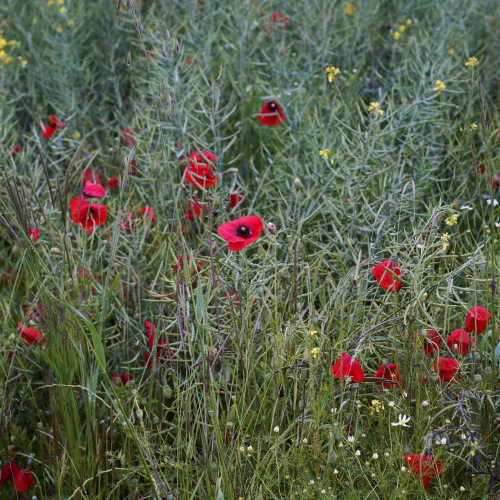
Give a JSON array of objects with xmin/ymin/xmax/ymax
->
[
  {"xmin": 29, "ymin": 228, "xmax": 40, "ymax": 243},
  {"xmin": 434, "ymin": 357, "xmax": 459, "ymax": 382}
]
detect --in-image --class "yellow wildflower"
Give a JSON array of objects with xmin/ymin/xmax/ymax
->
[
  {"xmin": 56, "ymin": 25, "xmax": 63, "ymax": 32},
  {"xmin": 433, "ymin": 80, "xmax": 446, "ymax": 91},
  {"xmin": 319, "ymin": 149, "xmax": 331, "ymax": 159},
  {"xmin": 311, "ymin": 348, "xmax": 320, "ymax": 359},
  {"xmin": 464, "ymin": 57, "xmax": 478, "ymax": 67},
  {"xmin": 393, "ymin": 31, "xmax": 401, "ymax": 40},
  {"xmin": 345, "ymin": 3, "xmax": 354, "ymax": 15},
  {"xmin": 367, "ymin": 102, "xmax": 384, "ymax": 115},
  {"xmin": 325, "ymin": 65, "xmax": 341, "ymax": 82},
  {"xmin": 448, "ymin": 48, "xmax": 455, "ymax": 55},
  {"xmin": 73, "ymin": 131, "xmax": 82, "ymax": 139},
  {"xmin": 406, "ymin": 19, "xmax": 413, "ymax": 25},
  {"xmin": 470, "ymin": 123, "xmax": 478, "ymax": 131},
  {"xmin": 21, "ymin": 59, "xmax": 28, "ymax": 68},
  {"xmin": 58, "ymin": 0, "xmax": 64, "ymax": 3},
  {"xmin": 60, "ymin": 6, "xmax": 67, "ymax": 13},
  {"xmin": 47, "ymin": 0, "xmax": 54, "ymax": 5},
  {"xmin": 68, "ymin": 19, "xmax": 74, "ymax": 27},
  {"xmin": 0, "ymin": 38, "xmax": 6, "ymax": 50},
  {"xmin": 398, "ymin": 25, "xmax": 406, "ymax": 33},
  {"xmin": 32, "ymin": 18, "xmax": 38, "ymax": 24},
  {"xmin": 440, "ymin": 233, "xmax": 450, "ymax": 251},
  {"xmin": 445, "ymin": 215, "xmax": 458, "ymax": 226}
]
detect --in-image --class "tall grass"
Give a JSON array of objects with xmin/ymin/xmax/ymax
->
[{"xmin": 1, "ymin": 0, "xmax": 499, "ymax": 498}]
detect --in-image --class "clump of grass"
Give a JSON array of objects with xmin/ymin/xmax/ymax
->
[{"xmin": 0, "ymin": 0, "xmax": 499, "ymax": 498}]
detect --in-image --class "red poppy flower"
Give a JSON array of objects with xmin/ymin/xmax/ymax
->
[
  {"xmin": 271, "ymin": 12, "xmax": 289, "ymax": 29},
  {"xmin": 185, "ymin": 151, "xmax": 219, "ymax": 188},
  {"xmin": 258, "ymin": 100, "xmax": 285, "ymax": 126},
  {"xmin": 332, "ymin": 353, "xmax": 365, "ymax": 383},
  {"xmin": 447, "ymin": 329, "xmax": 474, "ymax": 355},
  {"xmin": 69, "ymin": 196, "xmax": 108, "ymax": 233},
  {"xmin": 143, "ymin": 341, "xmax": 167, "ymax": 370},
  {"xmin": 186, "ymin": 56, "xmax": 193, "ymax": 65},
  {"xmin": 184, "ymin": 199, "xmax": 203, "ymax": 220},
  {"xmin": 464, "ymin": 306, "xmax": 491, "ymax": 334},
  {"xmin": 0, "ymin": 461, "xmax": 19, "ymax": 484},
  {"xmin": 29, "ymin": 228, "xmax": 40, "ymax": 243},
  {"xmin": 404, "ymin": 454, "xmax": 442, "ymax": 490},
  {"xmin": 83, "ymin": 170, "xmax": 103, "ymax": 185},
  {"xmin": 82, "ymin": 181, "xmax": 106, "ymax": 198},
  {"xmin": 371, "ymin": 259, "xmax": 402, "ymax": 292},
  {"xmin": 42, "ymin": 115, "xmax": 66, "ymax": 139},
  {"xmin": 434, "ymin": 357, "xmax": 459, "ymax": 382},
  {"xmin": 412, "ymin": 330, "xmax": 441, "ymax": 355},
  {"xmin": 217, "ymin": 215, "xmax": 264, "ymax": 251},
  {"xmin": 108, "ymin": 176, "xmax": 119, "ymax": 189},
  {"xmin": 113, "ymin": 373, "xmax": 133, "ymax": 386},
  {"xmin": 122, "ymin": 127, "xmax": 135, "ymax": 147},
  {"xmin": 174, "ymin": 255, "xmax": 203, "ymax": 274},
  {"xmin": 374, "ymin": 363, "xmax": 400, "ymax": 388},
  {"xmin": 230, "ymin": 191, "xmax": 244, "ymax": 209},
  {"xmin": 17, "ymin": 322, "xmax": 45, "ymax": 344},
  {"xmin": 119, "ymin": 212, "xmax": 134, "ymax": 231},
  {"xmin": 144, "ymin": 320, "xmax": 156, "ymax": 348},
  {"xmin": 140, "ymin": 207, "xmax": 156, "ymax": 222},
  {"xmin": 13, "ymin": 469, "xmax": 35, "ymax": 492},
  {"xmin": 11, "ymin": 144, "xmax": 23, "ymax": 157}
]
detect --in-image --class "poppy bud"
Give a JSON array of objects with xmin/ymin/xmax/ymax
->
[
  {"xmin": 50, "ymin": 247, "xmax": 61, "ymax": 254},
  {"xmin": 421, "ymin": 400, "xmax": 429, "ymax": 408},
  {"xmin": 226, "ymin": 167, "xmax": 238, "ymax": 174},
  {"xmin": 267, "ymin": 222, "xmax": 277, "ymax": 234},
  {"xmin": 135, "ymin": 408, "xmax": 144, "ymax": 420},
  {"xmin": 179, "ymin": 183, "xmax": 186, "ymax": 189},
  {"xmin": 294, "ymin": 177, "xmax": 301, "ymax": 189}
]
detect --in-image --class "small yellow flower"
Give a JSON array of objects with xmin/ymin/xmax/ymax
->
[
  {"xmin": 58, "ymin": 0, "xmax": 64, "ymax": 4},
  {"xmin": 398, "ymin": 25, "xmax": 406, "ymax": 33},
  {"xmin": 325, "ymin": 65, "xmax": 341, "ymax": 82},
  {"xmin": 32, "ymin": 17, "xmax": 38, "ymax": 24},
  {"xmin": 73, "ymin": 131, "xmax": 82, "ymax": 139},
  {"xmin": 67, "ymin": 19, "xmax": 74, "ymax": 27},
  {"xmin": 0, "ymin": 38, "xmax": 6, "ymax": 50},
  {"xmin": 440, "ymin": 233, "xmax": 450, "ymax": 251},
  {"xmin": 47, "ymin": 0, "xmax": 54, "ymax": 5},
  {"xmin": 470, "ymin": 123, "xmax": 478, "ymax": 131},
  {"xmin": 464, "ymin": 57, "xmax": 478, "ymax": 67},
  {"xmin": 406, "ymin": 19, "xmax": 413, "ymax": 25},
  {"xmin": 60, "ymin": 6, "xmax": 67, "ymax": 13},
  {"xmin": 345, "ymin": 3, "xmax": 354, "ymax": 15},
  {"xmin": 367, "ymin": 102, "xmax": 384, "ymax": 115},
  {"xmin": 21, "ymin": 59, "xmax": 28, "ymax": 68},
  {"xmin": 393, "ymin": 31, "xmax": 401, "ymax": 40},
  {"xmin": 448, "ymin": 48, "xmax": 455, "ymax": 55},
  {"xmin": 319, "ymin": 149, "xmax": 331, "ymax": 159},
  {"xmin": 445, "ymin": 215, "xmax": 458, "ymax": 226},
  {"xmin": 56, "ymin": 25, "xmax": 63, "ymax": 32},
  {"xmin": 433, "ymin": 80, "xmax": 446, "ymax": 91},
  {"xmin": 311, "ymin": 348, "xmax": 320, "ymax": 359}
]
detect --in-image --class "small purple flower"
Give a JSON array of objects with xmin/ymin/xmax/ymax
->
[{"xmin": 491, "ymin": 279, "xmax": 497, "ymax": 295}]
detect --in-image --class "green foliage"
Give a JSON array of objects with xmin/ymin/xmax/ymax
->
[{"xmin": 0, "ymin": 0, "xmax": 499, "ymax": 498}]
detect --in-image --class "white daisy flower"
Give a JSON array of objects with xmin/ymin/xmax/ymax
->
[{"xmin": 391, "ymin": 414, "xmax": 411, "ymax": 427}]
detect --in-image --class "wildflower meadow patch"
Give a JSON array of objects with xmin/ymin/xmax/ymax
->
[{"xmin": 1, "ymin": 0, "xmax": 500, "ymax": 498}]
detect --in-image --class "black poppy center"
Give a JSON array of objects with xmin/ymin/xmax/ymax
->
[
  {"xmin": 236, "ymin": 224, "xmax": 252, "ymax": 238},
  {"xmin": 267, "ymin": 101, "xmax": 277, "ymax": 111}
]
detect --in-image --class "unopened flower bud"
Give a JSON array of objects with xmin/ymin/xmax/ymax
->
[
  {"xmin": 135, "ymin": 408, "xmax": 144, "ymax": 420},
  {"xmin": 226, "ymin": 167, "xmax": 238, "ymax": 174},
  {"xmin": 421, "ymin": 400, "xmax": 429, "ymax": 408},
  {"xmin": 50, "ymin": 247, "xmax": 61, "ymax": 254},
  {"xmin": 179, "ymin": 183, "xmax": 186, "ymax": 189},
  {"xmin": 267, "ymin": 222, "xmax": 276, "ymax": 234},
  {"xmin": 294, "ymin": 177, "xmax": 301, "ymax": 189}
]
